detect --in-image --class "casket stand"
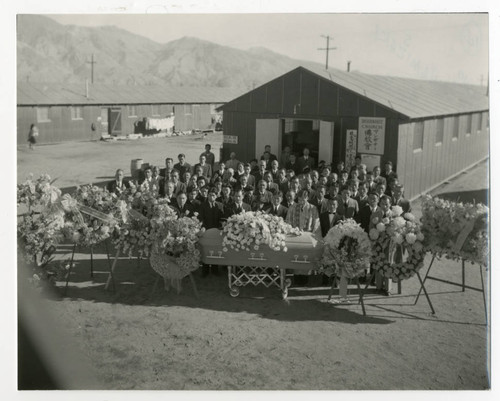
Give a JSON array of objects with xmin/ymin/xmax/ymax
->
[{"xmin": 199, "ymin": 228, "xmax": 323, "ymax": 299}]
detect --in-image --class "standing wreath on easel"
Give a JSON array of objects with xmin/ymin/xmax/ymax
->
[
  {"xmin": 369, "ymin": 206, "xmax": 426, "ymax": 281},
  {"xmin": 319, "ymin": 219, "xmax": 372, "ymax": 279},
  {"xmin": 420, "ymin": 195, "xmax": 488, "ymax": 266}
]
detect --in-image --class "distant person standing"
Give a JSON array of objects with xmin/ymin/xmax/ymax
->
[
  {"xmin": 200, "ymin": 144, "xmax": 215, "ymax": 168},
  {"xmin": 225, "ymin": 152, "xmax": 240, "ymax": 171},
  {"xmin": 28, "ymin": 124, "xmax": 39, "ymax": 150},
  {"xmin": 297, "ymin": 148, "xmax": 315, "ymax": 172}
]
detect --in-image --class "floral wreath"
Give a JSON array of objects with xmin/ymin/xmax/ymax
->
[
  {"xmin": 420, "ymin": 195, "xmax": 488, "ymax": 266},
  {"xmin": 369, "ymin": 206, "xmax": 426, "ymax": 281},
  {"xmin": 319, "ymin": 219, "xmax": 371, "ymax": 279}
]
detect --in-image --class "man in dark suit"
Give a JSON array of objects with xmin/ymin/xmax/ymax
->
[
  {"xmin": 170, "ymin": 170, "xmax": 187, "ymax": 197},
  {"xmin": 260, "ymin": 145, "xmax": 278, "ymax": 163},
  {"xmin": 282, "ymin": 190, "xmax": 297, "ymax": 209},
  {"xmin": 198, "ymin": 187, "xmax": 225, "ymax": 277},
  {"xmin": 276, "ymin": 168, "xmax": 289, "ymax": 194},
  {"xmin": 224, "ymin": 189, "xmax": 251, "ymax": 219},
  {"xmin": 365, "ymin": 172, "xmax": 378, "ymax": 193},
  {"xmin": 285, "ymin": 154, "xmax": 301, "ymax": 176},
  {"xmin": 297, "ymin": 147, "xmax": 315, "ymax": 172},
  {"xmin": 269, "ymin": 160, "xmax": 280, "ymax": 182},
  {"xmin": 199, "ymin": 187, "xmax": 224, "ymax": 229},
  {"xmin": 264, "ymin": 171, "xmax": 279, "ymax": 195},
  {"xmin": 173, "ymin": 192, "xmax": 196, "ymax": 218},
  {"xmin": 310, "ymin": 184, "xmax": 328, "ymax": 210},
  {"xmin": 253, "ymin": 160, "xmax": 269, "ymax": 186},
  {"xmin": 319, "ymin": 198, "xmax": 343, "ymax": 237},
  {"xmin": 173, "ymin": 153, "xmax": 192, "ymax": 180},
  {"xmin": 159, "ymin": 157, "xmax": 174, "ymax": 180},
  {"xmin": 337, "ymin": 187, "xmax": 359, "ymax": 220},
  {"xmin": 251, "ymin": 180, "xmax": 273, "ymax": 211},
  {"xmin": 372, "ymin": 165, "xmax": 387, "ymax": 187},
  {"xmin": 187, "ymin": 188, "xmax": 201, "ymax": 215},
  {"xmin": 217, "ymin": 183, "xmax": 234, "ymax": 208},
  {"xmin": 391, "ymin": 184, "xmax": 412, "ymax": 213},
  {"xmin": 265, "ymin": 191, "xmax": 288, "ymax": 218},
  {"xmin": 354, "ymin": 182, "xmax": 369, "ymax": 209},
  {"xmin": 381, "ymin": 160, "xmax": 398, "ymax": 186},
  {"xmin": 357, "ymin": 193, "xmax": 380, "ymax": 233},
  {"xmin": 106, "ymin": 169, "xmax": 130, "ymax": 196}
]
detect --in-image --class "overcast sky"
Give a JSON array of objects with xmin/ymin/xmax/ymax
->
[{"xmin": 46, "ymin": 13, "xmax": 489, "ymax": 86}]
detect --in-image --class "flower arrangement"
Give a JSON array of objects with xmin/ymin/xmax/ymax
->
[
  {"xmin": 68, "ymin": 185, "xmax": 120, "ymax": 247},
  {"xmin": 420, "ymin": 195, "xmax": 488, "ymax": 266},
  {"xmin": 369, "ymin": 206, "xmax": 426, "ymax": 281},
  {"xmin": 17, "ymin": 209, "xmax": 65, "ymax": 265},
  {"xmin": 112, "ymin": 199, "xmax": 173, "ymax": 258},
  {"xmin": 119, "ymin": 185, "xmax": 164, "ymax": 218},
  {"xmin": 148, "ymin": 203, "xmax": 205, "ymax": 282},
  {"xmin": 319, "ymin": 219, "xmax": 372, "ymax": 279},
  {"xmin": 113, "ymin": 214, "xmax": 153, "ymax": 258},
  {"xmin": 17, "ymin": 173, "xmax": 61, "ymax": 211},
  {"xmin": 221, "ymin": 211, "xmax": 300, "ymax": 252},
  {"xmin": 17, "ymin": 175, "xmax": 65, "ymax": 288}
]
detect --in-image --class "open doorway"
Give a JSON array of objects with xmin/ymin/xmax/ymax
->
[{"xmin": 281, "ymin": 119, "xmax": 320, "ymax": 162}]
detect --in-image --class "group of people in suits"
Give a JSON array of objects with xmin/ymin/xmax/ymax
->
[{"xmin": 107, "ymin": 144, "xmax": 411, "ymax": 286}]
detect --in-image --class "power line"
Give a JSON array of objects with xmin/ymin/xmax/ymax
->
[
  {"xmin": 86, "ymin": 54, "xmax": 97, "ymax": 84},
  {"xmin": 318, "ymin": 35, "xmax": 337, "ymax": 70}
]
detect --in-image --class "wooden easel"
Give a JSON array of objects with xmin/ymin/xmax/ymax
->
[
  {"xmin": 328, "ymin": 275, "xmax": 366, "ymax": 316},
  {"xmin": 64, "ymin": 239, "xmax": 115, "ymax": 295},
  {"xmin": 150, "ymin": 271, "xmax": 199, "ymax": 298},
  {"xmin": 414, "ymin": 255, "xmax": 487, "ymax": 323}
]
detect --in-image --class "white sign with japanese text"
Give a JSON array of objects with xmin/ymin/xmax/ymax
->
[
  {"xmin": 223, "ymin": 135, "xmax": 238, "ymax": 144},
  {"xmin": 358, "ymin": 117, "xmax": 385, "ymax": 155},
  {"xmin": 345, "ymin": 129, "xmax": 358, "ymax": 171}
]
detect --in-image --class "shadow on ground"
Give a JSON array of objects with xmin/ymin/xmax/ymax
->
[{"xmin": 50, "ymin": 244, "xmax": 392, "ymax": 325}]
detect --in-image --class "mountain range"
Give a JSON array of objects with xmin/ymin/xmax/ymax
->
[{"xmin": 17, "ymin": 15, "xmax": 327, "ymax": 89}]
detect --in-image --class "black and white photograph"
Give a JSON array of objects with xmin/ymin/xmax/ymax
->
[{"xmin": 5, "ymin": 0, "xmax": 498, "ymax": 397}]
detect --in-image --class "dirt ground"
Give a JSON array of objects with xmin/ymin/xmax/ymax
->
[{"xmin": 16, "ymin": 137, "xmax": 490, "ymax": 390}]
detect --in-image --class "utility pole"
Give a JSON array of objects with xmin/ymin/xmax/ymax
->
[
  {"xmin": 87, "ymin": 53, "xmax": 97, "ymax": 84},
  {"xmin": 318, "ymin": 35, "xmax": 337, "ymax": 70}
]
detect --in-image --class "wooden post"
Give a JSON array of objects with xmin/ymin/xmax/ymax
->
[
  {"xmin": 355, "ymin": 277, "xmax": 366, "ymax": 316},
  {"xmin": 188, "ymin": 273, "xmax": 199, "ymax": 298},
  {"xmin": 90, "ymin": 245, "xmax": 94, "ymax": 278},
  {"xmin": 104, "ymin": 240, "xmax": 115, "ymax": 292},
  {"xmin": 462, "ymin": 259, "xmax": 466, "ymax": 292},
  {"xmin": 416, "ymin": 271, "xmax": 436, "ymax": 315},
  {"xmin": 64, "ymin": 243, "xmax": 77, "ymax": 296},
  {"xmin": 339, "ymin": 275, "xmax": 348, "ymax": 299},
  {"xmin": 414, "ymin": 254, "xmax": 436, "ymax": 304},
  {"xmin": 479, "ymin": 264, "xmax": 488, "ymax": 325},
  {"xmin": 105, "ymin": 248, "xmax": 120, "ymax": 291}
]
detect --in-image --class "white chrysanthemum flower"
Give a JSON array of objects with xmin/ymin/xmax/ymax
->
[
  {"xmin": 376, "ymin": 222, "xmax": 386, "ymax": 232},
  {"xmin": 405, "ymin": 233, "xmax": 417, "ymax": 244},
  {"xmin": 394, "ymin": 233, "xmax": 404, "ymax": 244},
  {"xmin": 391, "ymin": 205, "xmax": 403, "ymax": 216},
  {"xmin": 393, "ymin": 216, "xmax": 406, "ymax": 228},
  {"xmin": 369, "ymin": 229, "xmax": 380, "ymax": 240}
]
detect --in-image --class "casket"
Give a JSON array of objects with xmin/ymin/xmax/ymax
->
[{"xmin": 198, "ymin": 228, "xmax": 324, "ymax": 271}]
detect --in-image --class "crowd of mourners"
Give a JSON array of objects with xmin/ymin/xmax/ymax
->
[{"xmin": 107, "ymin": 143, "xmax": 412, "ymax": 290}]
